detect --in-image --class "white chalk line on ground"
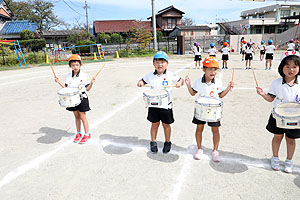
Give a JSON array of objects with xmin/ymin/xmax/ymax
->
[{"xmin": 0, "ymin": 62, "xmax": 191, "ymax": 190}]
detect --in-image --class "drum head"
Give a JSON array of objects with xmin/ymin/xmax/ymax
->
[
  {"xmin": 143, "ymin": 89, "xmax": 168, "ymax": 96},
  {"xmin": 275, "ymin": 102, "xmax": 300, "ymax": 117},
  {"xmin": 57, "ymin": 87, "xmax": 79, "ymax": 95},
  {"xmin": 196, "ymin": 97, "xmax": 222, "ymax": 105}
]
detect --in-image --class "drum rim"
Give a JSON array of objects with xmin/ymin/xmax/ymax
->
[
  {"xmin": 272, "ymin": 102, "xmax": 300, "ymax": 119},
  {"xmin": 143, "ymin": 89, "xmax": 169, "ymax": 98},
  {"xmin": 195, "ymin": 99, "xmax": 223, "ymax": 107},
  {"xmin": 57, "ymin": 88, "xmax": 80, "ymax": 95}
]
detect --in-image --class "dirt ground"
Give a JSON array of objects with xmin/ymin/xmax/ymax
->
[{"xmin": 0, "ymin": 51, "xmax": 299, "ymax": 200}]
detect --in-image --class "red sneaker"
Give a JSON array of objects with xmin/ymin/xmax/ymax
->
[
  {"xmin": 73, "ymin": 133, "xmax": 82, "ymax": 143},
  {"xmin": 79, "ymin": 134, "xmax": 91, "ymax": 144}
]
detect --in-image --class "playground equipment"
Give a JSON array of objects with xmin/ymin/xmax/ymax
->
[
  {"xmin": 0, "ymin": 40, "xmax": 27, "ymax": 68},
  {"xmin": 52, "ymin": 43, "xmax": 105, "ymax": 64}
]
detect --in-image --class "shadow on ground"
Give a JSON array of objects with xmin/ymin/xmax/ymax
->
[{"xmin": 32, "ymin": 127, "xmax": 73, "ymax": 144}]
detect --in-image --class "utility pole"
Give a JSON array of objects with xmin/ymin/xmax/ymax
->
[
  {"xmin": 152, "ymin": 0, "xmax": 158, "ymax": 51},
  {"xmin": 84, "ymin": 0, "xmax": 90, "ymax": 33}
]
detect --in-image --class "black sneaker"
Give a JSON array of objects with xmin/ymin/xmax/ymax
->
[
  {"xmin": 150, "ymin": 141, "xmax": 158, "ymax": 153},
  {"xmin": 162, "ymin": 141, "xmax": 172, "ymax": 153}
]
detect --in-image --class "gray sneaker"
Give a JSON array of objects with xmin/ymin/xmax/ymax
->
[{"xmin": 271, "ymin": 156, "xmax": 280, "ymax": 171}]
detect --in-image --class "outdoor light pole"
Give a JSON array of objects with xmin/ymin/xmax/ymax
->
[{"xmin": 152, "ymin": 0, "xmax": 158, "ymax": 51}]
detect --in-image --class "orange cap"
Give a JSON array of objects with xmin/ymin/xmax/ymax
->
[
  {"xmin": 68, "ymin": 54, "xmax": 81, "ymax": 62},
  {"xmin": 224, "ymin": 42, "xmax": 228, "ymax": 46},
  {"xmin": 202, "ymin": 56, "xmax": 219, "ymax": 68}
]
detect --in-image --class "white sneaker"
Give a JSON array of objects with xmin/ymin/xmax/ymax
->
[
  {"xmin": 271, "ymin": 156, "xmax": 280, "ymax": 171},
  {"xmin": 283, "ymin": 160, "xmax": 293, "ymax": 173},
  {"xmin": 211, "ymin": 150, "xmax": 220, "ymax": 162},
  {"xmin": 194, "ymin": 149, "xmax": 203, "ymax": 160}
]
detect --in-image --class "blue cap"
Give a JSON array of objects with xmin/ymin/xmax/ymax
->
[
  {"xmin": 268, "ymin": 39, "xmax": 273, "ymax": 44},
  {"xmin": 225, "ymin": 40, "xmax": 229, "ymax": 43},
  {"xmin": 153, "ymin": 51, "xmax": 168, "ymax": 62},
  {"xmin": 261, "ymin": 40, "xmax": 264, "ymax": 44},
  {"xmin": 210, "ymin": 43, "xmax": 214, "ymax": 47}
]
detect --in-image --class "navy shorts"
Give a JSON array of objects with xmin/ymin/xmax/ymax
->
[
  {"xmin": 192, "ymin": 117, "xmax": 221, "ymax": 127},
  {"xmin": 266, "ymin": 114, "xmax": 300, "ymax": 139},
  {"xmin": 260, "ymin": 50, "xmax": 265, "ymax": 55},
  {"xmin": 245, "ymin": 53, "xmax": 253, "ymax": 60},
  {"xmin": 194, "ymin": 55, "xmax": 202, "ymax": 61},
  {"xmin": 147, "ymin": 107, "xmax": 174, "ymax": 124},
  {"xmin": 222, "ymin": 54, "xmax": 229, "ymax": 60},
  {"xmin": 266, "ymin": 53, "xmax": 273, "ymax": 60},
  {"xmin": 66, "ymin": 97, "xmax": 90, "ymax": 112}
]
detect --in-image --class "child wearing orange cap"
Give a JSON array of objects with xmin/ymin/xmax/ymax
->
[
  {"xmin": 55, "ymin": 54, "xmax": 96, "ymax": 144},
  {"xmin": 185, "ymin": 57, "xmax": 234, "ymax": 161}
]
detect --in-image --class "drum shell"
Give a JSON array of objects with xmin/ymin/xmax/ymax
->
[
  {"xmin": 57, "ymin": 88, "xmax": 82, "ymax": 107},
  {"xmin": 272, "ymin": 106, "xmax": 300, "ymax": 129},
  {"xmin": 194, "ymin": 98, "xmax": 223, "ymax": 122},
  {"xmin": 143, "ymin": 89, "xmax": 169, "ymax": 108}
]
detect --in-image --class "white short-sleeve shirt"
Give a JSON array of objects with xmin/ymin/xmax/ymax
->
[
  {"xmin": 192, "ymin": 75, "xmax": 224, "ymax": 100},
  {"xmin": 142, "ymin": 70, "xmax": 181, "ymax": 108},
  {"xmin": 244, "ymin": 45, "xmax": 253, "ymax": 54},
  {"xmin": 268, "ymin": 77, "xmax": 300, "ymax": 108},
  {"xmin": 208, "ymin": 48, "xmax": 217, "ymax": 56},
  {"xmin": 259, "ymin": 44, "xmax": 266, "ymax": 50},
  {"xmin": 222, "ymin": 47, "xmax": 230, "ymax": 55},
  {"xmin": 266, "ymin": 45, "xmax": 276, "ymax": 53},
  {"xmin": 287, "ymin": 43, "xmax": 295, "ymax": 51},
  {"xmin": 65, "ymin": 70, "xmax": 90, "ymax": 98},
  {"xmin": 193, "ymin": 46, "xmax": 202, "ymax": 55}
]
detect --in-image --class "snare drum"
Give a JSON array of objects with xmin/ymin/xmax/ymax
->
[
  {"xmin": 143, "ymin": 89, "xmax": 169, "ymax": 108},
  {"xmin": 272, "ymin": 102, "xmax": 300, "ymax": 129},
  {"xmin": 57, "ymin": 88, "xmax": 81, "ymax": 107},
  {"xmin": 194, "ymin": 97, "xmax": 223, "ymax": 122}
]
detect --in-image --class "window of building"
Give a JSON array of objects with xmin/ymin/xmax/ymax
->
[
  {"xmin": 259, "ymin": 14, "xmax": 264, "ymax": 18},
  {"xmin": 281, "ymin": 10, "xmax": 291, "ymax": 18},
  {"xmin": 264, "ymin": 25, "xmax": 275, "ymax": 34},
  {"xmin": 167, "ymin": 18, "xmax": 176, "ymax": 29}
]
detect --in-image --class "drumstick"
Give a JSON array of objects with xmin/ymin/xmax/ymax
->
[
  {"xmin": 232, "ymin": 65, "xmax": 235, "ymax": 82},
  {"xmin": 251, "ymin": 67, "xmax": 259, "ymax": 87},
  {"xmin": 49, "ymin": 62, "xmax": 57, "ymax": 78},
  {"xmin": 95, "ymin": 64, "xmax": 105, "ymax": 78},
  {"xmin": 187, "ymin": 63, "xmax": 194, "ymax": 76}
]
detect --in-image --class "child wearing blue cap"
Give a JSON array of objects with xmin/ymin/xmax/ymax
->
[{"xmin": 137, "ymin": 51, "xmax": 184, "ymax": 153}]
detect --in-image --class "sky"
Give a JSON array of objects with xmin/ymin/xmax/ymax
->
[{"xmin": 46, "ymin": 0, "xmax": 300, "ymax": 28}]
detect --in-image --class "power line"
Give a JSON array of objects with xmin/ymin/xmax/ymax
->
[{"xmin": 61, "ymin": 0, "xmax": 85, "ymax": 16}]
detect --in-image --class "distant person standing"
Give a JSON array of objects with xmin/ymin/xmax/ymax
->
[
  {"xmin": 192, "ymin": 42, "xmax": 202, "ymax": 69},
  {"xmin": 208, "ymin": 43, "xmax": 218, "ymax": 57},
  {"xmin": 265, "ymin": 40, "xmax": 278, "ymax": 70},
  {"xmin": 245, "ymin": 42, "xmax": 254, "ymax": 69},
  {"xmin": 259, "ymin": 40, "xmax": 266, "ymax": 61},
  {"xmin": 287, "ymin": 39, "xmax": 295, "ymax": 51},
  {"xmin": 295, "ymin": 40, "xmax": 300, "ymax": 52},
  {"xmin": 221, "ymin": 42, "xmax": 230, "ymax": 69}
]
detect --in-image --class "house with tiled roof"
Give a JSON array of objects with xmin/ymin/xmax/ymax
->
[
  {"xmin": 93, "ymin": 5, "xmax": 185, "ymax": 39},
  {"xmin": 0, "ymin": 0, "xmax": 37, "ymax": 39}
]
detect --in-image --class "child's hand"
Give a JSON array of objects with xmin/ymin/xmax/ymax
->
[
  {"xmin": 256, "ymin": 86, "xmax": 264, "ymax": 96},
  {"xmin": 228, "ymin": 81, "xmax": 234, "ymax": 90},
  {"xmin": 137, "ymin": 80, "xmax": 144, "ymax": 87},
  {"xmin": 175, "ymin": 81, "xmax": 181, "ymax": 88},
  {"xmin": 90, "ymin": 76, "xmax": 96, "ymax": 84},
  {"xmin": 55, "ymin": 77, "xmax": 60, "ymax": 83},
  {"xmin": 185, "ymin": 75, "xmax": 191, "ymax": 85}
]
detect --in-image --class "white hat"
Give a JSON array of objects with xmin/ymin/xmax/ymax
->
[{"xmin": 280, "ymin": 51, "xmax": 300, "ymax": 61}]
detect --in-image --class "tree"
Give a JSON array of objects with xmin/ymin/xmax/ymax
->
[
  {"xmin": 130, "ymin": 21, "xmax": 153, "ymax": 49},
  {"xmin": 182, "ymin": 17, "xmax": 195, "ymax": 26},
  {"xmin": 98, "ymin": 32, "xmax": 111, "ymax": 44},
  {"xmin": 6, "ymin": 0, "xmax": 61, "ymax": 32},
  {"xmin": 20, "ymin": 30, "xmax": 35, "ymax": 40},
  {"xmin": 68, "ymin": 30, "xmax": 92, "ymax": 44}
]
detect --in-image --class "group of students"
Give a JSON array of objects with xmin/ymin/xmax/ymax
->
[
  {"xmin": 192, "ymin": 41, "xmax": 231, "ymax": 70},
  {"xmin": 54, "ymin": 49, "xmax": 300, "ymax": 173}
]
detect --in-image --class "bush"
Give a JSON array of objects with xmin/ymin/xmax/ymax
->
[
  {"xmin": 111, "ymin": 33, "xmax": 123, "ymax": 43},
  {"xmin": 98, "ymin": 32, "xmax": 111, "ymax": 44},
  {"xmin": 118, "ymin": 49, "xmax": 129, "ymax": 58},
  {"xmin": 20, "ymin": 30, "xmax": 34, "ymax": 40},
  {"xmin": 0, "ymin": 51, "xmax": 46, "ymax": 66},
  {"xmin": 19, "ymin": 39, "xmax": 46, "ymax": 52}
]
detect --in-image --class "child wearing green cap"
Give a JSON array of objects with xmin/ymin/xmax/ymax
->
[{"xmin": 137, "ymin": 51, "xmax": 184, "ymax": 153}]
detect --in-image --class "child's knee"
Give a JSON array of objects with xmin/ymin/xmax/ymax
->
[{"xmin": 286, "ymin": 137, "xmax": 296, "ymax": 145}]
